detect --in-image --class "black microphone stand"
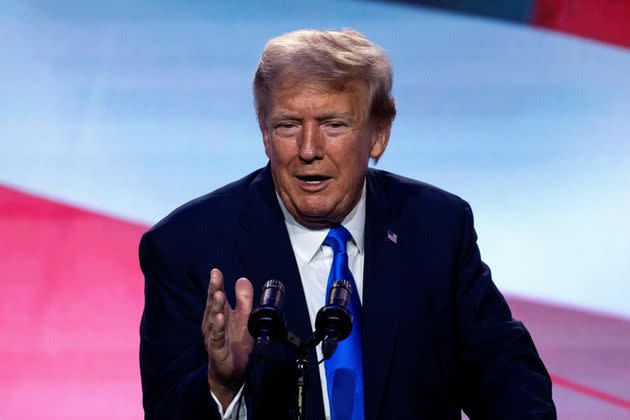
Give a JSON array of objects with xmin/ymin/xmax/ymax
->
[
  {"xmin": 283, "ymin": 329, "xmax": 325, "ymax": 420},
  {"xmin": 249, "ymin": 279, "xmax": 352, "ymax": 420}
]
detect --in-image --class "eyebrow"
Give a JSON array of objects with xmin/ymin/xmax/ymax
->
[
  {"xmin": 270, "ymin": 111, "xmax": 356, "ymax": 123},
  {"xmin": 316, "ymin": 112, "xmax": 355, "ymax": 122},
  {"xmin": 270, "ymin": 113, "xmax": 301, "ymax": 122}
]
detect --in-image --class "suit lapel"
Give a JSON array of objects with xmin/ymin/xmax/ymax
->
[
  {"xmin": 236, "ymin": 165, "xmax": 324, "ymax": 418},
  {"xmin": 362, "ymin": 170, "xmax": 403, "ymax": 420},
  {"xmin": 236, "ymin": 165, "xmax": 313, "ymax": 340}
]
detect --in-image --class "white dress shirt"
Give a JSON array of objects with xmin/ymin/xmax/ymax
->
[{"xmin": 214, "ymin": 185, "xmax": 366, "ymax": 420}]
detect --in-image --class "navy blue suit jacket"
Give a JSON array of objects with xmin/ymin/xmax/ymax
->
[{"xmin": 139, "ymin": 164, "xmax": 556, "ymax": 419}]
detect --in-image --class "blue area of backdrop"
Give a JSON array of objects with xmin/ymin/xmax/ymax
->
[{"xmin": 1, "ymin": 0, "xmax": 629, "ymax": 317}]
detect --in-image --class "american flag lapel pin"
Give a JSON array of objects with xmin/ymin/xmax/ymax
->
[{"xmin": 387, "ymin": 229, "xmax": 398, "ymax": 244}]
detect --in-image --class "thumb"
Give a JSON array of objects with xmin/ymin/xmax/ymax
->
[{"xmin": 235, "ymin": 277, "xmax": 254, "ymax": 316}]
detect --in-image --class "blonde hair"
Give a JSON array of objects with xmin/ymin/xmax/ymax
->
[{"xmin": 253, "ymin": 29, "xmax": 396, "ymax": 126}]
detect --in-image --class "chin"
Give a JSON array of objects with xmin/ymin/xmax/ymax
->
[
  {"xmin": 294, "ymin": 201, "xmax": 330, "ymax": 218},
  {"xmin": 291, "ymin": 207, "xmax": 332, "ymax": 227},
  {"xmin": 298, "ymin": 209, "xmax": 329, "ymax": 222}
]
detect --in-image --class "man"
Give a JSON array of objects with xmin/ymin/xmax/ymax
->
[{"xmin": 139, "ymin": 29, "xmax": 556, "ymax": 419}]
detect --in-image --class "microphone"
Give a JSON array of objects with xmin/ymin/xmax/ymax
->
[
  {"xmin": 315, "ymin": 280, "xmax": 353, "ymax": 360},
  {"xmin": 247, "ymin": 279, "xmax": 286, "ymax": 353}
]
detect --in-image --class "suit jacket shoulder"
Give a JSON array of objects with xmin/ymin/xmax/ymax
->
[
  {"xmin": 144, "ymin": 168, "xmax": 263, "ymax": 245},
  {"xmin": 368, "ymin": 168, "xmax": 469, "ymax": 218}
]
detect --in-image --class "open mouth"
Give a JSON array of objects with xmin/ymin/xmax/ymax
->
[{"xmin": 296, "ymin": 175, "xmax": 331, "ymax": 184}]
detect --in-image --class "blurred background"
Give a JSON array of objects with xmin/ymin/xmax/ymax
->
[{"xmin": 1, "ymin": 0, "xmax": 629, "ymax": 418}]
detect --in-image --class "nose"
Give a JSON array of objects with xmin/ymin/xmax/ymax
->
[{"xmin": 297, "ymin": 122, "xmax": 324, "ymax": 163}]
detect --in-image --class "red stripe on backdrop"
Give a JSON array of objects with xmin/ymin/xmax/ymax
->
[
  {"xmin": 552, "ymin": 374, "xmax": 630, "ymax": 411},
  {"xmin": 2, "ymin": 184, "xmax": 629, "ymax": 417},
  {"xmin": 533, "ymin": 0, "xmax": 630, "ymax": 49},
  {"xmin": 0, "ymin": 185, "xmax": 146, "ymax": 418}
]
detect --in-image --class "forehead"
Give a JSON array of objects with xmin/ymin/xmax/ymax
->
[{"xmin": 267, "ymin": 78, "xmax": 369, "ymax": 117}]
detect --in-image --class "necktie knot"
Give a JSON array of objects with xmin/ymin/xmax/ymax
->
[{"xmin": 323, "ymin": 225, "xmax": 352, "ymax": 255}]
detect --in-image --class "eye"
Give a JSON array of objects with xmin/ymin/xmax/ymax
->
[
  {"xmin": 323, "ymin": 121, "xmax": 347, "ymax": 136},
  {"xmin": 275, "ymin": 123, "xmax": 299, "ymax": 137}
]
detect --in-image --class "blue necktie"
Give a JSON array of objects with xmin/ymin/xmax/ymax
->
[{"xmin": 323, "ymin": 225, "xmax": 365, "ymax": 420}]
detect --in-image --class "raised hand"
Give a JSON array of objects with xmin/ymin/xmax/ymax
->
[{"xmin": 202, "ymin": 268, "xmax": 254, "ymax": 410}]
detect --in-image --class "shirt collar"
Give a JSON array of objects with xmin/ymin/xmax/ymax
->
[{"xmin": 277, "ymin": 183, "xmax": 366, "ymax": 263}]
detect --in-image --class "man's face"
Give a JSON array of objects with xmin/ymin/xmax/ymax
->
[{"xmin": 261, "ymin": 79, "xmax": 390, "ymax": 229}]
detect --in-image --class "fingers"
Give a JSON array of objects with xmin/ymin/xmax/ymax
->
[
  {"xmin": 209, "ymin": 268, "xmax": 224, "ymax": 296},
  {"xmin": 210, "ymin": 312, "xmax": 229, "ymax": 361},
  {"xmin": 203, "ymin": 269, "xmax": 223, "ymax": 330},
  {"xmin": 205, "ymin": 269, "xmax": 223, "ymax": 315},
  {"xmin": 206, "ymin": 287, "xmax": 231, "ymax": 360},
  {"xmin": 211, "ymin": 289, "xmax": 226, "ymax": 319},
  {"xmin": 202, "ymin": 270, "xmax": 253, "ymax": 354},
  {"xmin": 235, "ymin": 277, "xmax": 254, "ymax": 316}
]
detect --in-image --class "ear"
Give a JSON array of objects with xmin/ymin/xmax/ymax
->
[{"xmin": 369, "ymin": 122, "xmax": 391, "ymax": 161}]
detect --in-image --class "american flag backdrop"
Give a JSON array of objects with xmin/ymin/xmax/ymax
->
[{"xmin": 1, "ymin": 1, "xmax": 629, "ymax": 418}]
